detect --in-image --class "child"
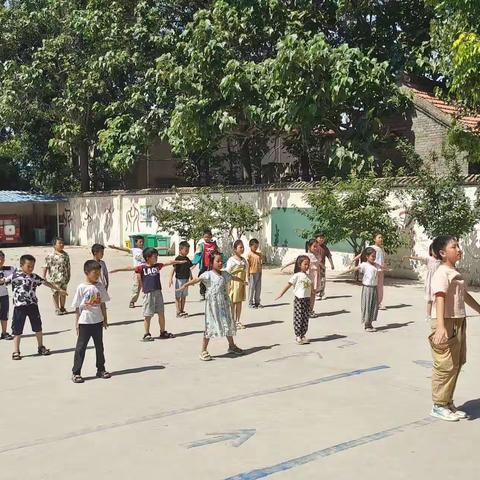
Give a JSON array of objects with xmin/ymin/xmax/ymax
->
[
  {"xmin": 348, "ymin": 247, "xmax": 381, "ymax": 332},
  {"xmin": 315, "ymin": 233, "xmax": 335, "ymax": 300},
  {"xmin": 226, "ymin": 240, "xmax": 248, "ymax": 329},
  {"xmin": 276, "ymin": 255, "xmax": 312, "ymax": 345},
  {"xmin": 109, "ymin": 236, "xmax": 145, "ymax": 308},
  {"xmin": 428, "ymin": 235, "xmax": 480, "ymax": 422},
  {"xmin": 168, "ymin": 241, "xmax": 193, "ymax": 317},
  {"xmin": 177, "ymin": 252, "xmax": 246, "ymax": 361},
  {"xmin": 71, "ymin": 260, "xmax": 110, "ymax": 384},
  {"xmin": 0, "ymin": 254, "xmax": 66, "ymax": 360},
  {"xmin": 110, "ymin": 248, "xmax": 186, "ymax": 341},
  {"xmin": 352, "ymin": 233, "xmax": 386, "ymax": 309},
  {"xmin": 91, "ymin": 243, "xmax": 109, "ymax": 291},
  {"xmin": 43, "ymin": 237, "xmax": 71, "ymax": 315},
  {"xmin": 192, "ymin": 229, "xmax": 219, "ymax": 301},
  {"xmin": 247, "ymin": 238, "xmax": 263, "ymax": 309},
  {"xmin": 281, "ymin": 239, "xmax": 320, "ymax": 317},
  {"xmin": 403, "ymin": 244, "xmax": 440, "ymax": 321},
  {"xmin": 0, "ymin": 251, "xmax": 15, "ymax": 340}
]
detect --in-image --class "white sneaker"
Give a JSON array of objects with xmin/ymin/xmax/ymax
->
[
  {"xmin": 430, "ymin": 405, "xmax": 460, "ymax": 422},
  {"xmin": 365, "ymin": 327, "xmax": 377, "ymax": 332},
  {"xmin": 448, "ymin": 404, "xmax": 468, "ymax": 419}
]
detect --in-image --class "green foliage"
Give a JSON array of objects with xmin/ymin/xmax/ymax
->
[
  {"xmin": 301, "ymin": 172, "xmax": 404, "ymax": 255},
  {"xmin": 402, "ymin": 142, "xmax": 480, "ymax": 239},
  {"xmin": 153, "ymin": 190, "xmax": 262, "ymax": 243}
]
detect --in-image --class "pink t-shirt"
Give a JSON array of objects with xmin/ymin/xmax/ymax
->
[{"xmin": 431, "ymin": 264, "xmax": 466, "ymax": 319}]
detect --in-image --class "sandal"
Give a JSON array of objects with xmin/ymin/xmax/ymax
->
[
  {"xmin": 199, "ymin": 350, "xmax": 212, "ymax": 361},
  {"xmin": 96, "ymin": 371, "xmax": 112, "ymax": 379},
  {"xmin": 72, "ymin": 374, "xmax": 85, "ymax": 383},
  {"xmin": 159, "ymin": 331, "xmax": 174, "ymax": 339},
  {"xmin": 38, "ymin": 345, "xmax": 51, "ymax": 356},
  {"xmin": 55, "ymin": 308, "xmax": 61, "ymax": 315},
  {"xmin": 180, "ymin": 312, "xmax": 189, "ymax": 317},
  {"xmin": 142, "ymin": 333, "xmax": 154, "ymax": 342},
  {"xmin": 60, "ymin": 308, "xmax": 67, "ymax": 314},
  {"xmin": 236, "ymin": 322, "xmax": 246, "ymax": 330},
  {"xmin": 227, "ymin": 345, "xmax": 244, "ymax": 355},
  {"xmin": 1, "ymin": 332, "xmax": 13, "ymax": 340},
  {"xmin": 12, "ymin": 352, "xmax": 21, "ymax": 361},
  {"xmin": 129, "ymin": 302, "xmax": 135, "ymax": 308}
]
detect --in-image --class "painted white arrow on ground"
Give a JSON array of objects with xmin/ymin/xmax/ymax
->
[{"xmin": 186, "ymin": 429, "xmax": 256, "ymax": 449}]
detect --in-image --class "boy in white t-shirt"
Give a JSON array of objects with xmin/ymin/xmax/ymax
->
[
  {"xmin": 71, "ymin": 260, "xmax": 110, "ymax": 383},
  {"xmin": 349, "ymin": 247, "xmax": 381, "ymax": 332},
  {"xmin": 276, "ymin": 255, "xmax": 312, "ymax": 345}
]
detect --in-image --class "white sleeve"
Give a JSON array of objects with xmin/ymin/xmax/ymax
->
[
  {"xmin": 98, "ymin": 283, "xmax": 110, "ymax": 303},
  {"xmin": 288, "ymin": 274, "xmax": 297, "ymax": 286},
  {"xmin": 71, "ymin": 287, "xmax": 82, "ymax": 309},
  {"xmin": 225, "ymin": 258, "xmax": 234, "ymax": 273}
]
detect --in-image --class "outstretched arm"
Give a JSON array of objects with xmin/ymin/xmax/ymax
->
[
  {"xmin": 168, "ymin": 267, "xmax": 175, "ymax": 288},
  {"xmin": 109, "ymin": 266, "xmax": 136, "ymax": 274},
  {"xmin": 108, "ymin": 244, "xmax": 130, "ymax": 253},
  {"xmin": 280, "ymin": 261, "xmax": 295, "ymax": 272},
  {"xmin": 351, "ymin": 253, "xmax": 362, "ymax": 264},
  {"xmin": 230, "ymin": 275, "xmax": 248, "ymax": 285},
  {"xmin": 176, "ymin": 277, "xmax": 201, "ymax": 291},
  {"xmin": 43, "ymin": 279, "xmax": 67, "ymax": 295},
  {"xmin": 163, "ymin": 260, "xmax": 188, "ymax": 267},
  {"xmin": 402, "ymin": 255, "xmax": 427, "ymax": 264},
  {"xmin": 465, "ymin": 292, "xmax": 480, "ymax": 314},
  {"xmin": 275, "ymin": 283, "xmax": 292, "ymax": 300}
]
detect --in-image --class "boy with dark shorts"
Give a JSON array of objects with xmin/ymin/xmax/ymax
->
[
  {"xmin": 0, "ymin": 254, "xmax": 66, "ymax": 360},
  {"xmin": 110, "ymin": 248, "xmax": 186, "ymax": 341},
  {"xmin": 169, "ymin": 241, "xmax": 193, "ymax": 317}
]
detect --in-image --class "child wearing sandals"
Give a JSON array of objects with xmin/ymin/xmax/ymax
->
[
  {"xmin": 71, "ymin": 260, "xmax": 110, "ymax": 384},
  {"xmin": 0, "ymin": 254, "xmax": 66, "ymax": 360},
  {"xmin": 429, "ymin": 235, "xmax": 480, "ymax": 422},
  {"xmin": 276, "ymin": 255, "xmax": 312, "ymax": 345},
  {"xmin": 0, "ymin": 250, "xmax": 16, "ymax": 340},
  {"xmin": 177, "ymin": 252, "xmax": 246, "ymax": 361},
  {"xmin": 226, "ymin": 240, "xmax": 248, "ymax": 329},
  {"xmin": 169, "ymin": 241, "xmax": 193, "ymax": 317},
  {"xmin": 110, "ymin": 248, "xmax": 186, "ymax": 341}
]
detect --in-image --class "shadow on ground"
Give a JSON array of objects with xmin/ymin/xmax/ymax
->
[
  {"xmin": 214, "ymin": 344, "xmax": 280, "ymax": 359},
  {"xmin": 309, "ymin": 334, "xmax": 347, "ymax": 343},
  {"xmin": 376, "ymin": 321, "xmax": 414, "ymax": 332}
]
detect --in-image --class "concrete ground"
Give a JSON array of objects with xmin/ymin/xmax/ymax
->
[{"xmin": 0, "ymin": 246, "xmax": 479, "ymax": 480}]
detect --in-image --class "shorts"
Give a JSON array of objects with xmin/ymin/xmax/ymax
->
[
  {"xmin": 12, "ymin": 304, "xmax": 42, "ymax": 336},
  {"xmin": 0, "ymin": 295, "xmax": 9, "ymax": 320},
  {"xmin": 143, "ymin": 290, "xmax": 164, "ymax": 317},
  {"xmin": 175, "ymin": 278, "xmax": 189, "ymax": 299}
]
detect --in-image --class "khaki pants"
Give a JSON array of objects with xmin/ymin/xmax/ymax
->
[{"xmin": 429, "ymin": 317, "xmax": 466, "ymax": 406}]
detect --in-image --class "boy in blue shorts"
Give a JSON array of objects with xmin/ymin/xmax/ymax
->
[{"xmin": 0, "ymin": 254, "xmax": 67, "ymax": 360}]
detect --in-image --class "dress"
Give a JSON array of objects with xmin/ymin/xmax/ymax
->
[
  {"xmin": 306, "ymin": 253, "xmax": 320, "ymax": 293},
  {"xmin": 200, "ymin": 270, "xmax": 236, "ymax": 338},
  {"xmin": 425, "ymin": 257, "xmax": 441, "ymax": 301},
  {"xmin": 226, "ymin": 256, "xmax": 247, "ymax": 303}
]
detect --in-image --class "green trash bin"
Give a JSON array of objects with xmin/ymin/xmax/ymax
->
[{"xmin": 156, "ymin": 236, "xmax": 170, "ymax": 256}]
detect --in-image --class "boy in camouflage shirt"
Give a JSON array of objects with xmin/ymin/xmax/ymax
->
[{"xmin": 43, "ymin": 237, "xmax": 71, "ymax": 315}]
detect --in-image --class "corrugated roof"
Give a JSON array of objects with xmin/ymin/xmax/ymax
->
[
  {"xmin": 0, "ymin": 191, "xmax": 67, "ymax": 203},
  {"xmin": 406, "ymin": 82, "xmax": 480, "ymax": 133}
]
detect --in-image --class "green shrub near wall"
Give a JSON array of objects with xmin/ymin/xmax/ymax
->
[{"xmin": 270, "ymin": 208, "xmax": 352, "ymax": 253}]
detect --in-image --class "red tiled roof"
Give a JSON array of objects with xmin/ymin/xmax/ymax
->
[{"xmin": 406, "ymin": 83, "xmax": 480, "ymax": 133}]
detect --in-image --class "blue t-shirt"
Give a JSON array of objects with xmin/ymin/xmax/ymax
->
[{"xmin": 135, "ymin": 263, "xmax": 164, "ymax": 293}]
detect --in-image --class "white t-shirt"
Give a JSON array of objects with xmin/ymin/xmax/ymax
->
[
  {"xmin": 0, "ymin": 266, "xmax": 16, "ymax": 297},
  {"xmin": 371, "ymin": 245, "xmax": 385, "ymax": 266},
  {"xmin": 289, "ymin": 272, "xmax": 312, "ymax": 298},
  {"xmin": 71, "ymin": 282, "xmax": 110, "ymax": 324},
  {"xmin": 131, "ymin": 247, "xmax": 144, "ymax": 267},
  {"xmin": 359, "ymin": 262, "xmax": 380, "ymax": 286}
]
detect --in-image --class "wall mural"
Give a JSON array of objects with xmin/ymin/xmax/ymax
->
[{"xmin": 126, "ymin": 203, "xmax": 140, "ymax": 233}]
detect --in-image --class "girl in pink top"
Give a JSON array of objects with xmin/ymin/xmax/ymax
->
[{"xmin": 403, "ymin": 244, "xmax": 440, "ymax": 321}]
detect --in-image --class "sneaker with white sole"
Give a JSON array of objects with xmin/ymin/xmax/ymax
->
[
  {"xmin": 448, "ymin": 404, "xmax": 468, "ymax": 419},
  {"xmin": 430, "ymin": 405, "xmax": 460, "ymax": 422},
  {"xmin": 365, "ymin": 327, "xmax": 377, "ymax": 332}
]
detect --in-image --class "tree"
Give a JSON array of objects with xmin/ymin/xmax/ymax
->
[
  {"xmin": 402, "ymin": 142, "xmax": 480, "ymax": 238},
  {"xmin": 300, "ymin": 171, "xmax": 404, "ymax": 255}
]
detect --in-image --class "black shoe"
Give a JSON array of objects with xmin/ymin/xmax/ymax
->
[{"xmin": 1, "ymin": 332, "xmax": 13, "ymax": 340}]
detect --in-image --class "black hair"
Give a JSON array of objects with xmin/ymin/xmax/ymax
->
[
  {"xmin": 0, "ymin": 251, "xmax": 4, "ymax": 258},
  {"xmin": 84, "ymin": 260, "xmax": 101, "ymax": 274},
  {"xmin": 179, "ymin": 241, "xmax": 190, "ymax": 250},
  {"xmin": 431, "ymin": 235, "xmax": 457, "ymax": 261},
  {"xmin": 91, "ymin": 243, "xmax": 105, "ymax": 255},
  {"xmin": 20, "ymin": 254, "xmax": 36, "ymax": 265},
  {"xmin": 373, "ymin": 232, "xmax": 383, "ymax": 239},
  {"xmin": 233, "ymin": 239, "xmax": 244, "ymax": 250},
  {"xmin": 305, "ymin": 239, "xmax": 316, "ymax": 253},
  {"xmin": 203, "ymin": 228, "xmax": 213, "ymax": 236},
  {"xmin": 209, "ymin": 251, "xmax": 223, "ymax": 269},
  {"xmin": 361, "ymin": 246, "xmax": 376, "ymax": 262},
  {"xmin": 428, "ymin": 243, "xmax": 434, "ymax": 257},
  {"xmin": 52, "ymin": 236, "xmax": 64, "ymax": 246},
  {"xmin": 294, "ymin": 255, "xmax": 310, "ymax": 273},
  {"xmin": 133, "ymin": 236, "xmax": 144, "ymax": 246},
  {"xmin": 143, "ymin": 247, "xmax": 158, "ymax": 260},
  {"xmin": 249, "ymin": 238, "xmax": 259, "ymax": 246},
  {"xmin": 315, "ymin": 232, "xmax": 326, "ymax": 238}
]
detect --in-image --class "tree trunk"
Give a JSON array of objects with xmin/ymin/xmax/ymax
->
[
  {"xmin": 78, "ymin": 142, "xmax": 89, "ymax": 192},
  {"xmin": 240, "ymin": 138, "xmax": 252, "ymax": 184}
]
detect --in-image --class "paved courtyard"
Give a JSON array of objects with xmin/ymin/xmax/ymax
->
[{"xmin": 1, "ymin": 246, "xmax": 479, "ymax": 479}]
